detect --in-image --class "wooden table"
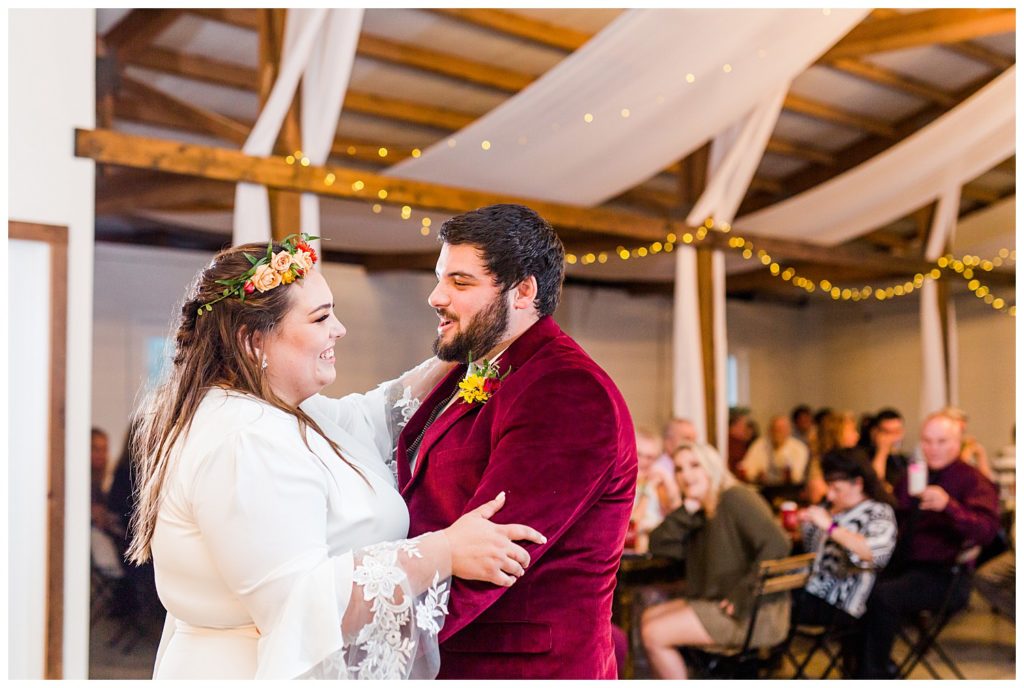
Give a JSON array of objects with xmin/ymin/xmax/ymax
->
[{"xmin": 614, "ymin": 553, "xmax": 685, "ymax": 679}]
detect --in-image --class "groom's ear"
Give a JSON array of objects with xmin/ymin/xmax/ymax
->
[{"xmin": 511, "ymin": 275, "xmax": 538, "ymax": 311}]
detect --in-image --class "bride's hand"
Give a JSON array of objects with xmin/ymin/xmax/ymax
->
[{"xmin": 444, "ymin": 492, "xmax": 547, "ymax": 587}]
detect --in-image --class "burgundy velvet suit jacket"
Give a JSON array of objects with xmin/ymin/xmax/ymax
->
[{"xmin": 397, "ymin": 316, "xmax": 637, "ymax": 679}]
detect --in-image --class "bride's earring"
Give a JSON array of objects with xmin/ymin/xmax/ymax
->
[{"xmin": 261, "ymin": 355, "xmax": 268, "ymax": 370}]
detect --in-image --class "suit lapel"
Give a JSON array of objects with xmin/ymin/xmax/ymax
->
[
  {"xmin": 399, "ymin": 316, "xmax": 564, "ymax": 495},
  {"xmin": 396, "ymin": 366, "xmax": 464, "ymax": 490},
  {"xmin": 403, "ymin": 396, "xmax": 479, "ymax": 493}
]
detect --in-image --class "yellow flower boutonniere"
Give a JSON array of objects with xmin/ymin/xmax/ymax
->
[{"xmin": 457, "ymin": 356, "xmax": 508, "ymax": 405}]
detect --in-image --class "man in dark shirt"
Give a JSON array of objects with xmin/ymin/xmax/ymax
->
[
  {"xmin": 870, "ymin": 407, "xmax": 912, "ymax": 488},
  {"xmin": 855, "ymin": 412, "xmax": 999, "ymax": 678}
]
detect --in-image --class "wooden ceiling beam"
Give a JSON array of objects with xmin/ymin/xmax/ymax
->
[
  {"xmin": 129, "ymin": 46, "xmax": 256, "ymax": 91},
  {"xmin": 825, "ymin": 58, "xmax": 957, "ymax": 107},
  {"xmin": 343, "ymin": 91, "xmax": 476, "ymax": 131},
  {"xmin": 960, "ymin": 183, "xmax": 1002, "ymax": 204},
  {"xmin": 992, "ymin": 156, "xmax": 1015, "ymax": 175},
  {"xmin": 189, "ymin": 8, "xmax": 259, "ymax": 30},
  {"xmin": 121, "ymin": 76, "xmax": 250, "ymax": 145},
  {"xmin": 783, "ymin": 93, "xmax": 897, "ymax": 138},
  {"xmin": 741, "ymin": 70, "xmax": 1000, "ymax": 215},
  {"xmin": 126, "ymin": 46, "xmax": 477, "ymax": 134},
  {"xmin": 356, "ymin": 34, "xmax": 533, "ymax": 93},
  {"xmin": 75, "ymin": 128, "xmax": 672, "ymax": 242},
  {"xmin": 944, "ymin": 41, "xmax": 1015, "ymax": 70},
  {"xmin": 868, "ymin": 8, "xmax": 1015, "ymax": 71},
  {"xmin": 113, "ymin": 90, "xmax": 424, "ymax": 167},
  {"xmin": 103, "ymin": 9, "xmax": 183, "ymax": 62},
  {"xmin": 765, "ymin": 137, "xmax": 835, "ymax": 167},
  {"xmin": 431, "ymin": 8, "xmax": 591, "ymax": 52},
  {"xmin": 822, "ymin": 9, "xmax": 1015, "ymax": 61},
  {"xmin": 95, "ymin": 171, "xmax": 234, "ymax": 215}
]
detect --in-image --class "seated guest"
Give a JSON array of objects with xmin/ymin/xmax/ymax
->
[
  {"xmin": 791, "ymin": 404, "xmax": 815, "ymax": 448},
  {"xmin": 631, "ymin": 427, "xmax": 681, "ymax": 551},
  {"xmin": 727, "ymin": 407, "xmax": 755, "ymax": 475},
  {"xmin": 795, "ymin": 448, "xmax": 897, "ymax": 628},
  {"xmin": 739, "ymin": 415, "xmax": 809, "ymax": 486},
  {"xmin": 90, "ymin": 427, "xmax": 115, "ymax": 533},
  {"xmin": 941, "ymin": 406, "xmax": 995, "ymax": 481},
  {"xmin": 655, "ymin": 417, "xmax": 698, "ymax": 476},
  {"xmin": 640, "ymin": 443, "xmax": 790, "ymax": 679},
  {"xmin": 974, "ymin": 521, "xmax": 1015, "ymax": 622},
  {"xmin": 854, "ymin": 412, "xmax": 1000, "ymax": 678},
  {"xmin": 806, "ymin": 411, "xmax": 860, "ymax": 504},
  {"xmin": 869, "ymin": 407, "xmax": 911, "ymax": 489}
]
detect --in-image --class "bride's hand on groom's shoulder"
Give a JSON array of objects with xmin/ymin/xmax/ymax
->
[{"xmin": 444, "ymin": 492, "xmax": 547, "ymax": 587}]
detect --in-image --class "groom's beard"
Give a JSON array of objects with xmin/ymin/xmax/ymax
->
[{"xmin": 432, "ymin": 292, "xmax": 510, "ymax": 362}]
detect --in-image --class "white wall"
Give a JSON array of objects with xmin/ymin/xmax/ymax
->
[
  {"xmin": 9, "ymin": 9, "xmax": 95, "ymax": 679},
  {"xmin": 7, "ymin": 241, "xmax": 54, "ymax": 679}
]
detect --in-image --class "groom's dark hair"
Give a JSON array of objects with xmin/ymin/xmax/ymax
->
[{"xmin": 438, "ymin": 204, "xmax": 565, "ymax": 316}]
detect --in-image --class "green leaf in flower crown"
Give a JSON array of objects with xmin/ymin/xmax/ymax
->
[{"xmin": 245, "ymin": 252, "xmax": 259, "ymax": 266}]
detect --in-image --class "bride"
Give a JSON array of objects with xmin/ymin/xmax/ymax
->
[{"xmin": 126, "ymin": 236, "xmax": 545, "ymax": 679}]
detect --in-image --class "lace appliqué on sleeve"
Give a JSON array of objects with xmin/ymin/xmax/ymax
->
[
  {"xmin": 383, "ymin": 384, "xmax": 421, "ymax": 482},
  {"xmin": 297, "ymin": 538, "xmax": 450, "ymax": 680}
]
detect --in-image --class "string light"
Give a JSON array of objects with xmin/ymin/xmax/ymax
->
[{"xmin": 559, "ymin": 216, "xmax": 1014, "ymax": 316}]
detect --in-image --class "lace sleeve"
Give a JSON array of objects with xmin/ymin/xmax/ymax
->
[
  {"xmin": 379, "ymin": 357, "xmax": 456, "ymax": 481},
  {"xmin": 382, "ymin": 357, "xmax": 456, "ymax": 442},
  {"xmin": 295, "ymin": 533, "xmax": 452, "ymax": 680}
]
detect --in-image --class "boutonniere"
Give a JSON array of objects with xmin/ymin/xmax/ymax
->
[{"xmin": 457, "ymin": 355, "xmax": 509, "ymax": 405}]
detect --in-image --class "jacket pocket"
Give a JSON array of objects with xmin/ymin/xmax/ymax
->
[{"xmin": 444, "ymin": 621, "xmax": 552, "ymax": 654}]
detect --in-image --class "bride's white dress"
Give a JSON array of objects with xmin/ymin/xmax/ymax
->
[{"xmin": 150, "ymin": 378, "xmax": 449, "ymax": 679}]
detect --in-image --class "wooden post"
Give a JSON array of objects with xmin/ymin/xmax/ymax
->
[
  {"xmin": 696, "ymin": 245, "xmax": 717, "ymax": 447},
  {"xmin": 258, "ymin": 9, "xmax": 302, "ymax": 241}
]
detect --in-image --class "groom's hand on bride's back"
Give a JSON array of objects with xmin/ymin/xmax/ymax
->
[{"xmin": 444, "ymin": 491, "xmax": 547, "ymax": 587}]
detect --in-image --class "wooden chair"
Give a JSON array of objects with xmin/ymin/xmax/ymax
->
[{"xmin": 685, "ymin": 552, "xmax": 817, "ymax": 679}]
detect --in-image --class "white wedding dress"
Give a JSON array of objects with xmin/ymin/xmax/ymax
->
[{"xmin": 150, "ymin": 373, "xmax": 449, "ymax": 679}]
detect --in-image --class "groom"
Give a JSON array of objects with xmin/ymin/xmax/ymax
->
[{"xmin": 397, "ymin": 204, "xmax": 637, "ymax": 679}]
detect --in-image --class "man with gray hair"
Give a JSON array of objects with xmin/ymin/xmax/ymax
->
[{"xmin": 854, "ymin": 412, "xmax": 1000, "ymax": 678}]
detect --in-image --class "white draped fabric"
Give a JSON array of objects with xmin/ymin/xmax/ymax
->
[
  {"xmin": 232, "ymin": 9, "xmax": 363, "ymax": 249},
  {"xmin": 672, "ymin": 246, "xmax": 707, "ymax": 442},
  {"xmin": 673, "ymin": 87, "xmax": 786, "ymax": 452},
  {"xmin": 386, "ymin": 9, "xmax": 866, "ymax": 206},
  {"xmin": 737, "ymin": 67, "xmax": 1015, "ymax": 245},
  {"xmin": 919, "ymin": 187, "xmax": 961, "ymax": 417}
]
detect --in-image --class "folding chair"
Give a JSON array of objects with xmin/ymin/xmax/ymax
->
[
  {"xmin": 895, "ymin": 546, "xmax": 980, "ymax": 680},
  {"xmin": 685, "ymin": 552, "xmax": 817, "ymax": 679},
  {"xmin": 779, "ymin": 559, "xmax": 878, "ymax": 679}
]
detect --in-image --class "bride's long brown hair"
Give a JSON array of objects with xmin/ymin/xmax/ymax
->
[{"xmin": 127, "ymin": 242, "xmax": 364, "ymax": 564}]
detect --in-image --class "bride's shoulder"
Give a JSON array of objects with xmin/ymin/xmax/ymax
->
[{"xmin": 192, "ymin": 387, "xmax": 294, "ymax": 436}]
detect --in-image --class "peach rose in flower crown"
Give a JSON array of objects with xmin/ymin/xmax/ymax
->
[
  {"xmin": 291, "ymin": 250, "xmax": 315, "ymax": 272},
  {"xmin": 251, "ymin": 264, "xmax": 283, "ymax": 292},
  {"xmin": 270, "ymin": 250, "xmax": 293, "ymax": 273}
]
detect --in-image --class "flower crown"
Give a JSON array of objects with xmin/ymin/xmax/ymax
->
[{"xmin": 198, "ymin": 233, "xmax": 319, "ymax": 316}]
